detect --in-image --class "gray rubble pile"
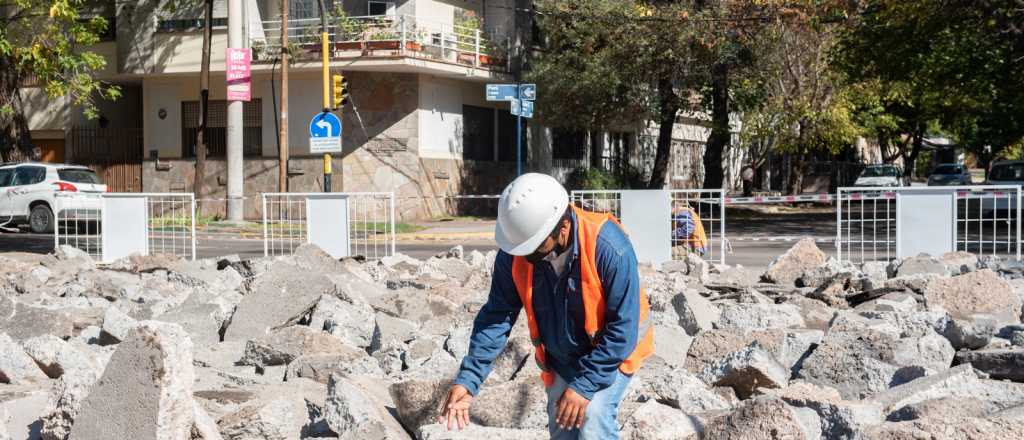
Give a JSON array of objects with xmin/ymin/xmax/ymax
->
[{"xmin": 3, "ymin": 239, "xmax": 1024, "ymax": 439}]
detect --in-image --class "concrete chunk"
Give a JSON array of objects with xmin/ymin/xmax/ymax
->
[
  {"xmin": 620, "ymin": 400, "xmax": 701, "ymax": 440},
  {"xmin": 700, "ymin": 343, "xmax": 789, "ymax": 399},
  {"xmin": 240, "ymin": 325, "xmax": 350, "ymax": 367},
  {"xmin": 715, "ymin": 302, "xmax": 805, "ymax": 330},
  {"xmin": 216, "ymin": 397, "xmax": 303, "ymax": 440},
  {"xmin": 672, "ymin": 289, "xmax": 721, "ymax": 336},
  {"xmin": 309, "ymin": 294, "xmax": 376, "ymax": 349},
  {"xmin": 389, "ymin": 378, "xmax": 450, "ymax": 433},
  {"xmin": 924, "ymin": 269, "xmax": 1022, "ymax": 324},
  {"xmin": 223, "ymin": 264, "xmax": 331, "ymax": 341},
  {"xmin": 417, "ymin": 424, "xmax": 548, "ymax": 440},
  {"xmin": 762, "ymin": 238, "xmax": 828, "ymax": 286},
  {"xmin": 700, "ymin": 396, "xmax": 818, "ymax": 440},
  {"xmin": 285, "ymin": 352, "xmax": 384, "ymax": 384},
  {"xmin": 99, "ymin": 306, "xmax": 140, "ymax": 345},
  {"xmin": 68, "ymin": 321, "xmax": 196, "ymax": 440},
  {"xmin": 953, "ymin": 348, "xmax": 1024, "ymax": 381},
  {"xmin": 325, "ymin": 374, "xmax": 409, "ymax": 440},
  {"xmin": 0, "ymin": 333, "xmax": 47, "ymax": 384}
]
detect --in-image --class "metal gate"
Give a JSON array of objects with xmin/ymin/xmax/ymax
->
[
  {"xmin": 54, "ymin": 192, "xmax": 196, "ymax": 262},
  {"xmin": 570, "ymin": 189, "xmax": 726, "ymax": 265},
  {"xmin": 262, "ymin": 192, "xmax": 396, "ymax": 260},
  {"xmin": 836, "ymin": 186, "xmax": 1021, "ymax": 263}
]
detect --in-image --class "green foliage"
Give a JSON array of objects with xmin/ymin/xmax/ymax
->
[
  {"xmin": 332, "ymin": 6, "xmax": 366, "ymax": 41},
  {"xmin": 566, "ymin": 166, "xmax": 644, "ymax": 190},
  {"xmin": 834, "ymin": 0, "xmax": 1024, "ymax": 165},
  {"xmin": 0, "ymin": 0, "xmax": 120, "ymax": 121},
  {"xmin": 454, "ymin": 10, "xmax": 482, "ymax": 52}
]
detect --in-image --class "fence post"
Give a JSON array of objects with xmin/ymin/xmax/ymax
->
[
  {"xmin": 262, "ymin": 194, "xmax": 269, "ymax": 257},
  {"xmin": 390, "ymin": 192, "xmax": 397, "ymax": 256},
  {"xmin": 190, "ymin": 195, "xmax": 197, "ymax": 260},
  {"xmin": 719, "ymin": 190, "xmax": 726, "ymax": 265},
  {"xmin": 1018, "ymin": 187, "xmax": 1022, "ymax": 261},
  {"xmin": 836, "ymin": 189, "xmax": 843, "ymax": 262}
]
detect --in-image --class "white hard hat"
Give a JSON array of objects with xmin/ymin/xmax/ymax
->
[{"xmin": 495, "ymin": 173, "xmax": 570, "ymax": 256}]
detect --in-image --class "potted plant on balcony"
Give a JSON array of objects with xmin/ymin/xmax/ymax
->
[
  {"xmin": 404, "ymin": 25, "xmax": 425, "ymax": 52},
  {"xmin": 453, "ymin": 11, "xmax": 482, "ymax": 65},
  {"xmin": 365, "ymin": 17, "xmax": 400, "ymax": 51},
  {"xmin": 480, "ymin": 40, "xmax": 507, "ymax": 67},
  {"xmin": 333, "ymin": 7, "xmax": 364, "ymax": 51}
]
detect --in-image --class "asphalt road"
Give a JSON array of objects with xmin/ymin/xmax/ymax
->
[{"xmin": 0, "ymin": 231, "xmax": 825, "ymax": 268}]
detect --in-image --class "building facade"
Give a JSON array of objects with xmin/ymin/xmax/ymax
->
[{"xmin": 21, "ymin": 0, "xmax": 741, "ymax": 219}]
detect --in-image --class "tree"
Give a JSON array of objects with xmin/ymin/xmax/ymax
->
[
  {"xmin": 835, "ymin": 0, "xmax": 1024, "ymax": 170},
  {"xmin": 0, "ymin": 0, "xmax": 120, "ymax": 161},
  {"xmin": 737, "ymin": 17, "xmax": 860, "ymax": 193}
]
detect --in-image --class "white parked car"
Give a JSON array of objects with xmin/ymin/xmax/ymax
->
[
  {"xmin": 0, "ymin": 163, "xmax": 107, "ymax": 233},
  {"xmin": 854, "ymin": 164, "xmax": 906, "ymax": 187}
]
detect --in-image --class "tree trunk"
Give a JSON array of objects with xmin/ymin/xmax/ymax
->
[
  {"xmin": 787, "ymin": 152, "xmax": 807, "ymax": 194},
  {"xmin": 648, "ymin": 75, "xmax": 679, "ymax": 189},
  {"xmin": 0, "ymin": 56, "xmax": 39, "ymax": 162},
  {"xmin": 903, "ymin": 125, "xmax": 924, "ymax": 180},
  {"xmin": 703, "ymin": 63, "xmax": 729, "ymax": 190},
  {"xmin": 589, "ymin": 128, "xmax": 603, "ymax": 170},
  {"xmin": 194, "ymin": 0, "xmax": 213, "ymax": 213}
]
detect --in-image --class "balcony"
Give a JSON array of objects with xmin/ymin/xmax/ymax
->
[{"xmin": 254, "ymin": 14, "xmax": 510, "ymax": 73}]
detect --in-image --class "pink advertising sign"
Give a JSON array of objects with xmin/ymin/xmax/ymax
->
[{"xmin": 226, "ymin": 48, "xmax": 251, "ymax": 102}]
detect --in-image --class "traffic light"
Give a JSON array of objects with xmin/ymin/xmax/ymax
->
[{"xmin": 332, "ymin": 74, "xmax": 349, "ymax": 110}]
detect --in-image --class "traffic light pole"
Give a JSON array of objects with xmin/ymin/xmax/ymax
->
[
  {"xmin": 516, "ymin": 82, "xmax": 522, "ymax": 176},
  {"xmin": 317, "ymin": 0, "xmax": 331, "ymax": 192}
]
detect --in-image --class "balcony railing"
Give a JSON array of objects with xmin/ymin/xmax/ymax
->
[{"xmin": 254, "ymin": 14, "xmax": 510, "ymax": 72}]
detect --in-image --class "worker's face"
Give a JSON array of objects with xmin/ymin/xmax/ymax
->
[{"xmin": 525, "ymin": 217, "xmax": 571, "ymax": 264}]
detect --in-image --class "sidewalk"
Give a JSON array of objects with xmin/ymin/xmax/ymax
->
[{"xmin": 397, "ymin": 219, "xmax": 496, "ymax": 241}]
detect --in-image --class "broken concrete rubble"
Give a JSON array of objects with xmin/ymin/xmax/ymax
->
[
  {"xmin": 1, "ymin": 241, "xmax": 1023, "ymax": 439},
  {"xmin": 67, "ymin": 321, "xmax": 195, "ymax": 440}
]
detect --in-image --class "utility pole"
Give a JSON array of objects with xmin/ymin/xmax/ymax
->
[
  {"xmin": 317, "ymin": 0, "xmax": 331, "ymax": 192},
  {"xmin": 278, "ymin": 0, "xmax": 289, "ymax": 192},
  {"xmin": 195, "ymin": 0, "xmax": 212, "ymax": 213},
  {"xmin": 226, "ymin": 0, "xmax": 244, "ymax": 220}
]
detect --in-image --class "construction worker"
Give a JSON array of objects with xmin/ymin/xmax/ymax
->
[
  {"xmin": 672, "ymin": 204, "xmax": 708, "ymax": 256},
  {"xmin": 438, "ymin": 173, "xmax": 654, "ymax": 439}
]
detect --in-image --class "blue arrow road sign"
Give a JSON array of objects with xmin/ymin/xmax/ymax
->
[
  {"xmin": 519, "ymin": 84, "xmax": 536, "ymax": 101},
  {"xmin": 486, "ymin": 84, "xmax": 518, "ymax": 101},
  {"xmin": 309, "ymin": 112, "xmax": 342, "ymax": 138},
  {"xmin": 520, "ymin": 100, "xmax": 534, "ymax": 118}
]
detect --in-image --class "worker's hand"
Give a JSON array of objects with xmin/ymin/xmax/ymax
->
[
  {"xmin": 437, "ymin": 384, "xmax": 473, "ymax": 431},
  {"xmin": 555, "ymin": 387, "xmax": 590, "ymax": 430}
]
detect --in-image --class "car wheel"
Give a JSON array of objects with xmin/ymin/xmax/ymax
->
[{"xmin": 29, "ymin": 204, "xmax": 54, "ymax": 234}]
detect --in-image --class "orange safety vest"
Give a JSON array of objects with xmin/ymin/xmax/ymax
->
[{"xmin": 510, "ymin": 205, "xmax": 654, "ymax": 387}]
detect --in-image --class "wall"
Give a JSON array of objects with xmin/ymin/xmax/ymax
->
[{"xmin": 22, "ymin": 89, "xmax": 69, "ymax": 133}]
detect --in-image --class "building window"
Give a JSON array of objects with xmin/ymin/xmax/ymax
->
[
  {"xmin": 181, "ymin": 100, "xmax": 262, "ymax": 158},
  {"xmin": 368, "ymin": 1, "xmax": 396, "ymax": 16},
  {"xmin": 462, "ymin": 105, "xmax": 494, "ymax": 161},
  {"xmin": 551, "ymin": 129, "xmax": 586, "ymax": 160},
  {"xmin": 496, "ymin": 110, "xmax": 527, "ymax": 162}
]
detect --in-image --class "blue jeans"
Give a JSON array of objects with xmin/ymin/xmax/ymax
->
[{"xmin": 545, "ymin": 371, "xmax": 631, "ymax": 440}]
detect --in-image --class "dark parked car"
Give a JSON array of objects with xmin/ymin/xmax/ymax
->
[{"xmin": 927, "ymin": 164, "xmax": 971, "ymax": 186}]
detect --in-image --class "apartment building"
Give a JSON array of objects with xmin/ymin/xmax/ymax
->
[{"xmin": 21, "ymin": 0, "xmax": 740, "ymax": 219}]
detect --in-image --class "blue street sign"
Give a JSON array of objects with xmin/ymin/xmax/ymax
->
[
  {"xmin": 519, "ymin": 84, "xmax": 537, "ymax": 101},
  {"xmin": 520, "ymin": 100, "xmax": 534, "ymax": 118},
  {"xmin": 510, "ymin": 98, "xmax": 521, "ymax": 116},
  {"xmin": 309, "ymin": 112, "xmax": 342, "ymax": 138},
  {"xmin": 486, "ymin": 84, "xmax": 518, "ymax": 101}
]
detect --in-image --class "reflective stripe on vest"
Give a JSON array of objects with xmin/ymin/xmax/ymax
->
[{"xmin": 510, "ymin": 205, "xmax": 654, "ymax": 388}]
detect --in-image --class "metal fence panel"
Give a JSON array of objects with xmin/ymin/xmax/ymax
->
[
  {"xmin": 262, "ymin": 192, "xmax": 396, "ymax": 260},
  {"xmin": 571, "ymin": 189, "xmax": 727, "ymax": 265},
  {"xmin": 837, "ymin": 186, "xmax": 1021, "ymax": 263},
  {"xmin": 54, "ymin": 193, "xmax": 196, "ymax": 262}
]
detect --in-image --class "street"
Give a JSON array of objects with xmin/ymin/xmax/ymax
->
[{"xmin": 0, "ymin": 209, "xmax": 840, "ymax": 268}]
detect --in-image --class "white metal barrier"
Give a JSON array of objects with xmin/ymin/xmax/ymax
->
[
  {"xmin": 54, "ymin": 193, "xmax": 196, "ymax": 262},
  {"xmin": 571, "ymin": 190, "xmax": 727, "ymax": 265},
  {"xmin": 262, "ymin": 192, "xmax": 396, "ymax": 260},
  {"xmin": 836, "ymin": 186, "xmax": 1021, "ymax": 263}
]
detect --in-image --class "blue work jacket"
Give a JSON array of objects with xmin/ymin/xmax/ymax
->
[{"xmin": 453, "ymin": 210, "xmax": 642, "ymax": 399}]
